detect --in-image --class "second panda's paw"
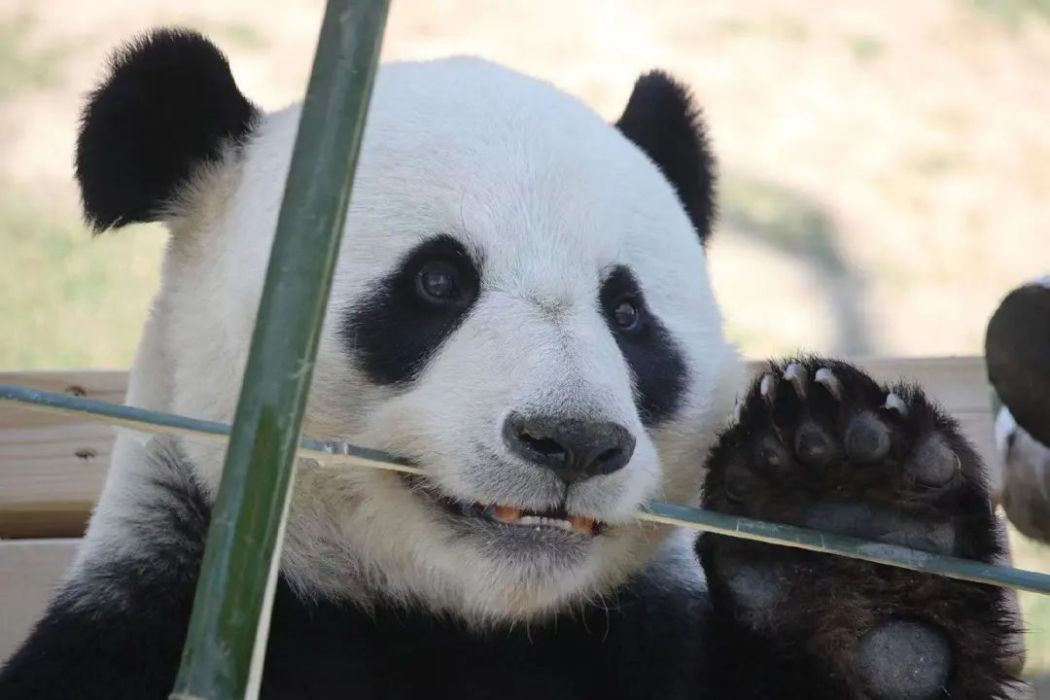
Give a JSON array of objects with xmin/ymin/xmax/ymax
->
[{"xmin": 699, "ymin": 358, "xmax": 1017, "ymax": 700}]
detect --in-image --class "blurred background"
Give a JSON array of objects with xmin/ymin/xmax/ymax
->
[{"xmin": 0, "ymin": 0, "xmax": 1047, "ymax": 689}]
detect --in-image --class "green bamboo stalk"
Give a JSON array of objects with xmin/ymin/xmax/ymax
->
[
  {"xmin": 165, "ymin": 2, "xmax": 389, "ymax": 698},
  {"xmin": 5, "ymin": 382, "xmax": 1050, "ymax": 596}
]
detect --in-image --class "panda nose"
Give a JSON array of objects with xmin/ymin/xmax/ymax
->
[{"xmin": 502, "ymin": 412, "xmax": 636, "ymax": 484}]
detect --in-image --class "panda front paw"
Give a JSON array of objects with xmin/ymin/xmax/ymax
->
[{"xmin": 700, "ymin": 358, "xmax": 1017, "ymax": 700}]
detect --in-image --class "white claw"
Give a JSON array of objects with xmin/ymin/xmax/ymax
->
[
  {"xmin": 814, "ymin": 368, "xmax": 843, "ymax": 401},
  {"xmin": 783, "ymin": 363, "xmax": 807, "ymax": 399},
  {"xmin": 884, "ymin": 392, "xmax": 908, "ymax": 416},
  {"xmin": 759, "ymin": 374, "xmax": 775, "ymax": 404},
  {"xmin": 731, "ymin": 397, "xmax": 742, "ymax": 424}
]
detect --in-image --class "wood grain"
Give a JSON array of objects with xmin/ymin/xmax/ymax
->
[{"xmin": 0, "ymin": 372, "xmax": 125, "ymax": 538}]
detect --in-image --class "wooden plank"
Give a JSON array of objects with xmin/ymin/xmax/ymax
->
[
  {"xmin": 0, "ymin": 358, "xmax": 999, "ymax": 539},
  {"xmin": 0, "ymin": 539, "xmax": 78, "ymax": 663},
  {"xmin": 0, "ymin": 372, "xmax": 125, "ymax": 538}
]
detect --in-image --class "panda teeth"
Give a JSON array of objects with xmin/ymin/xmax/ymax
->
[
  {"xmin": 515, "ymin": 515, "xmax": 575, "ymax": 532},
  {"xmin": 479, "ymin": 504, "xmax": 599, "ymax": 534}
]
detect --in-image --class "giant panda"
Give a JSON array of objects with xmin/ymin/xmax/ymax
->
[{"xmin": 0, "ymin": 29, "xmax": 1017, "ymax": 699}]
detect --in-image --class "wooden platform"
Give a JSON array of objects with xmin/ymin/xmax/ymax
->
[
  {"xmin": 0, "ymin": 357, "xmax": 1002, "ymax": 662},
  {"xmin": 0, "ymin": 371, "xmax": 126, "ymax": 539}
]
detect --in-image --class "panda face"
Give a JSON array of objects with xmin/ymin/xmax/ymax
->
[{"xmin": 78, "ymin": 34, "xmax": 741, "ymax": 623}]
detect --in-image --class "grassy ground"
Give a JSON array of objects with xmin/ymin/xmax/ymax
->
[
  {"xmin": 1, "ymin": 0, "xmax": 1049, "ymax": 689},
  {"xmin": 0, "ymin": 191, "xmax": 165, "ymax": 369}
]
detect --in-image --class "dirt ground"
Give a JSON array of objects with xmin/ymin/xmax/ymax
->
[{"xmin": 1, "ymin": 0, "xmax": 1049, "ymax": 690}]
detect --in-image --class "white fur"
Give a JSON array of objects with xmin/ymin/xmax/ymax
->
[{"xmin": 80, "ymin": 56, "xmax": 741, "ymax": 623}]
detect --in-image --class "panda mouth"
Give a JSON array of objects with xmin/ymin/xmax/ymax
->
[
  {"xmin": 455, "ymin": 502, "xmax": 602, "ymax": 536},
  {"xmin": 401, "ymin": 475, "xmax": 602, "ymax": 536}
]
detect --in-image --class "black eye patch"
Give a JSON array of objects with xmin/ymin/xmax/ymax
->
[
  {"xmin": 342, "ymin": 235, "xmax": 481, "ymax": 386},
  {"xmin": 599, "ymin": 266, "xmax": 687, "ymax": 426}
]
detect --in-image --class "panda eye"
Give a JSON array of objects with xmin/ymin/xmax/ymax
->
[
  {"xmin": 416, "ymin": 261, "xmax": 459, "ymax": 302},
  {"xmin": 612, "ymin": 298, "xmax": 641, "ymax": 331}
]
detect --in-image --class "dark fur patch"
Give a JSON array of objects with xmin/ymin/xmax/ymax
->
[
  {"xmin": 75, "ymin": 28, "xmax": 257, "ymax": 231},
  {"xmin": 700, "ymin": 358, "xmax": 1017, "ymax": 699},
  {"xmin": 986, "ymin": 282, "xmax": 1050, "ymax": 446},
  {"xmin": 599, "ymin": 265, "xmax": 686, "ymax": 425},
  {"xmin": 342, "ymin": 235, "xmax": 482, "ymax": 385},
  {"xmin": 262, "ymin": 573, "xmax": 710, "ymax": 700},
  {"xmin": 615, "ymin": 71, "xmax": 716, "ymax": 243}
]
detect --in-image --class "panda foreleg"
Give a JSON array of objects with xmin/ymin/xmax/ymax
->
[
  {"xmin": 0, "ymin": 439, "xmax": 204, "ymax": 698},
  {"xmin": 697, "ymin": 357, "xmax": 1018, "ymax": 699},
  {"xmin": 0, "ymin": 584, "xmax": 190, "ymax": 699}
]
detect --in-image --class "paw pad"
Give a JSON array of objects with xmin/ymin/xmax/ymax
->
[
  {"xmin": 754, "ymin": 436, "xmax": 790, "ymax": 472},
  {"xmin": 795, "ymin": 423, "xmax": 835, "ymax": 466},
  {"xmin": 844, "ymin": 412, "xmax": 891, "ymax": 463},
  {"xmin": 909, "ymin": 436, "xmax": 960, "ymax": 487},
  {"xmin": 854, "ymin": 621, "xmax": 950, "ymax": 700}
]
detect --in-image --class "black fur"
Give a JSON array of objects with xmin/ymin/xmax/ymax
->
[
  {"xmin": 616, "ymin": 72, "xmax": 716, "ymax": 243},
  {"xmin": 701, "ymin": 358, "xmax": 1017, "ymax": 699},
  {"xmin": 599, "ymin": 265, "xmax": 686, "ymax": 425},
  {"xmin": 262, "ymin": 574, "xmax": 711, "ymax": 700},
  {"xmin": 0, "ymin": 361, "xmax": 1018, "ymax": 699},
  {"xmin": 986, "ymin": 282, "xmax": 1050, "ymax": 446},
  {"xmin": 75, "ymin": 29, "xmax": 257, "ymax": 230},
  {"xmin": 342, "ymin": 235, "xmax": 482, "ymax": 385}
]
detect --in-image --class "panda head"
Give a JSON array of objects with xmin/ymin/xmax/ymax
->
[{"xmin": 79, "ymin": 29, "xmax": 740, "ymax": 622}]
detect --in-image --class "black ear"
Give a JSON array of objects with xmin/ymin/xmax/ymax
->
[
  {"xmin": 75, "ymin": 29, "xmax": 257, "ymax": 231},
  {"xmin": 615, "ymin": 71, "xmax": 716, "ymax": 243}
]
